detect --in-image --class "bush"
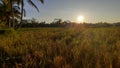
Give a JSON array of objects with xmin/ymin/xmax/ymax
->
[{"xmin": 0, "ymin": 28, "xmax": 15, "ymax": 34}]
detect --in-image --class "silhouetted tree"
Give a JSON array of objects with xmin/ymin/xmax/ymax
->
[{"xmin": 0, "ymin": 0, "xmax": 21, "ymax": 28}]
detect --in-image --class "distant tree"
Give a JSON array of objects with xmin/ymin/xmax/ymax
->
[
  {"xmin": 40, "ymin": 21, "xmax": 46, "ymax": 24},
  {"xmin": 53, "ymin": 18, "xmax": 62, "ymax": 24},
  {"xmin": 63, "ymin": 20, "xmax": 71, "ymax": 24},
  {"xmin": 113, "ymin": 22, "xmax": 120, "ymax": 26},
  {"xmin": 31, "ymin": 18, "xmax": 36, "ymax": 23}
]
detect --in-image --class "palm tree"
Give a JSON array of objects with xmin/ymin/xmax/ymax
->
[
  {"xmin": 10, "ymin": 0, "xmax": 15, "ymax": 27},
  {"xmin": 0, "ymin": 0, "xmax": 10, "ymax": 26},
  {"xmin": 0, "ymin": 0, "xmax": 21, "ymax": 27},
  {"xmin": 0, "ymin": 0, "xmax": 44, "ymax": 28},
  {"xmin": 17, "ymin": 0, "xmax": 44, "ymax": 28}
]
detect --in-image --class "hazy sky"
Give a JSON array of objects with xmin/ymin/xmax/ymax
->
[{"xmin": 24, "ymin": 0, "xmax": 120, "ymax": 23}]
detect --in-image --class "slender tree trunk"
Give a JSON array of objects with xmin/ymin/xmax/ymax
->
[
  {"xmin": 17, "ymin": 0, "xmax": 24, "ymax": 29},
  {"xmin": 8, "ymin": 20, "xmax": 11, "ymax": 27},
  {"xmin": 10, "ymin": 0, "xmax": 15, "ymax": 28},
  {"xmin": 7, "ymin": 16, "xmax": 11, "ymax": 27}
]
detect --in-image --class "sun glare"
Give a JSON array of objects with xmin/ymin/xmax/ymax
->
[{"xmin": 77, "ymin": 15, "xmax": 84, "ymax": 23}]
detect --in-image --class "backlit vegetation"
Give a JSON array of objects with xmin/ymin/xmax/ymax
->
[{"xmin": 0, "ymin": 27, "xmax": 120, "ymax": 68}]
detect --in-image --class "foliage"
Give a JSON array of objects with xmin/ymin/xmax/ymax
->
[
  {"xmin": 17, "ymin": 0, "xmax": 44, "ymax": 29},
  {"xmin": 0, "ymin": 0, "xmax": 44, "ymax": 29},
  {"xmin": 0, "ymin": 27, "xmax": 120, "ymax": 68},
  {"xmin": 20, "ymin": 18, "xmax": 120, "ymax": 28},
  {"xmin": 0, "ymin": 0, "xmax": 21, "ymax": 28}
]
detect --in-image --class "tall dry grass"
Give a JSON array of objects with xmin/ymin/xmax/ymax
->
[{"xmin": 0, "ymin": 27, "xmax": 120, "ymax": 68}]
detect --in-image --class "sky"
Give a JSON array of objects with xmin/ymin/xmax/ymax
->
[{"xmin": 24, "ymin": 0, "xmax": 120, "ymax": 23}]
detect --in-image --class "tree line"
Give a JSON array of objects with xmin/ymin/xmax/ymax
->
[{"xmin": 20, "ymin": 18, "xmax": 120, "ymax": 28}]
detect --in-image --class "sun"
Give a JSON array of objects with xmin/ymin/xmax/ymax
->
[{"xmin": 77, "ymin": 15, "xmax": 84, "ymax": 23}]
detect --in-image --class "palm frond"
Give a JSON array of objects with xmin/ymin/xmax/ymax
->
[
  {"xmin": 14, "ymin": 13, "xmax": 21, "ymax": 19},
  {"xmin": 27, "ymin": 0, "xmax": 39, "ymax": 12},
  {"xmin": 13, "ymin": 5, "xmax": 20, "ymax": 10},
  {"xmin": 23, "ymin": 8, "xmax": 26, "ymax": 16},
  {"xmin": 39, "ymin": 0, "xmax": 44, "ymax": 4},
  {"xmin": 17, "ymin": 0, "xmax": 22, "ymax": 5}
]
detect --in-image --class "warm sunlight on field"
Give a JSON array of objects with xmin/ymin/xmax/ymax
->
[
  {"xmin": 0, "ymin": 0, "xmax": 120, "ymax": 68},
  {"xmin": 0, "ymin": 27, "xmax": 120, "ymax": 68},
  {"xmin": 77, "ymin": 15, "xmax": 84, "ymax": 23}
]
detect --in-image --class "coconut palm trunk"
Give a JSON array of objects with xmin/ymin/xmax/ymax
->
[
  {"xmin": 10, "ymin": 0, "xmax": 15, "ymax": 28},
  {"xmin": 19, "ymin": 0, "xmax": 24, "ymax": 28}
]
